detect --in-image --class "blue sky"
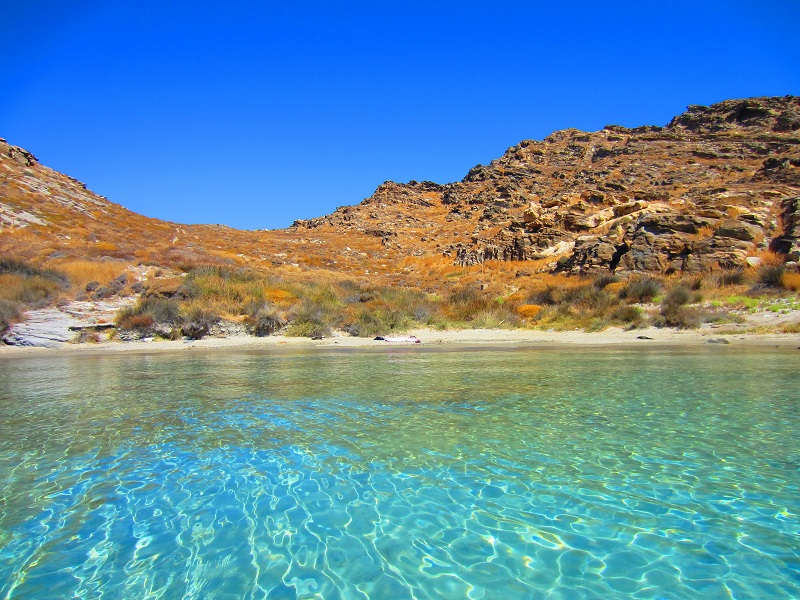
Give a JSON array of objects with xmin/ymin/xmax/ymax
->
[{"xmin": 2, "ymin": 1, "xmax": 798, "ymax": 230}]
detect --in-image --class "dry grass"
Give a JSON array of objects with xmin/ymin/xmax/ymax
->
[
  {"xmin": 0, "ymin": 259, "xmax": 69, "ymax": 332},
  {"xmin": 517, "ymin": 304, "xmax": 543, "ymax": 319},
  {"xmin": 783, "ymin": 271, "xmax": 800, "ymax": 292},
  {"xmin": 43, "ymin": 259, "xmax": 127, "ymax": 290}
]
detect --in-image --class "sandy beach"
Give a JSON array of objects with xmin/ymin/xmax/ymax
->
[{"xmin": 2, "ymin": 326, "xmax": 798, "ymax": 358}]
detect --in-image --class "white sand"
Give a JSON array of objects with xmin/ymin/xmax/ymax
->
[{"xmin": 1, "ymin": 326, "xmax": 798, "ymax": 358}]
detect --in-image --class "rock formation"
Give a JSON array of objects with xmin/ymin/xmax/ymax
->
[{"xmin": 293, "ymin": 96, "xmax": 800, "ymax": 274}]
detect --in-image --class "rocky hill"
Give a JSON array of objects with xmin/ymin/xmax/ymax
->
[
  {"xmin": 2, "ymin": 96, "xmax": 799, "ymax": 287},
  {"xmin": 294, "ymin": 96, "xmax": 800, "ymax": 275}
]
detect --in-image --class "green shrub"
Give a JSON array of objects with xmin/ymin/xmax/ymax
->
[
  {"xmin": 657, "ymin": 305, "xmax": 701, "ymax": 329},
  {"xmin": 285, "ymin": 319, "xmax": 331, "ymax": 338},
  {"xmin": 664, "ymin": 285, "xmax": 692, "ymax": 307},
  {"xmin": 621, "ymin": 276, "xmax": 662, "ymax": 302},
  {"xmin": 575, "ymin": 287, "xmax": 618, "ymax": 314},
  {"xmin": 342, "ymin": 308, "xmax": 388, "ymax": 337},
  {"xmin": 610, "ymin": 304, "xmax": 646, "ymax": 328},
  {"xmin": 682, "ymin": 274, "xmax": 704, "ymax": 291},
  {"xmin": 714, "ymin": 268, "xmax": 746, "ymax": 287},
  {"xmin": 246, "ymin": 304, "xmax": 286, "ymax": 336},
  {"xmin": 587, "ymin": 318, "xmax": 609, "ymax": 332},
  {"xmin": 0, "ymin": 298, "xmax": 21, "ymax": 335},
  {"xmin": 115, "ymin": 297, "xmax": 181, "ymax": 331},
  {"xmin": 180, "ymin": 305, "xmax": 220, "ymax": 340},
  {"xmin": 756, "ymin": 264, "xmax": 785, "ymax": 289},
  {"xmin": 592, "ymin": 273, "xmax": 621, "ymax": 289},
  {"xmin": 527, "ymin": 285, "xmax": 559, "ymax": 306},
  {"xmin": 446, "ymin": 286, "xmax": 492, "ymax": 322},
  {"xmin": 285, "ymin": 297, "xmax": 337, "ymax": 338}
]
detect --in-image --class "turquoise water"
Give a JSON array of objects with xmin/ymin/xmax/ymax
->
[{"xmin": 0, "ymin": 346, "xmax": 798, "ymax": 599}]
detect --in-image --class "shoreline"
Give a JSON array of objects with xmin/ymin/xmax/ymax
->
[{"xmin": 2, "ymin": 327, "xmax": 798, "ymax": 358}]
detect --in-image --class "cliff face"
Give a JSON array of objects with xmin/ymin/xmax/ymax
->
[
  {"xmin": 293, "ymin": 96, "xmax": 800, "ymax": 274},
  {"xmin": 2, "ymin": 96, "xmax": 799, "ymax": 282}
]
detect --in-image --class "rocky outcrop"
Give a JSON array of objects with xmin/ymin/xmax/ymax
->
[
  {"xmin": 290, "ymin": 95, "xmax": 799, "ymax": 275},
  {"xmin": 771, "ymin": 195, "xmax": 800, "ymax": 260},
  {"xmin": 2, "ymin": 300, "xmax": 132, "ymax": 347}
]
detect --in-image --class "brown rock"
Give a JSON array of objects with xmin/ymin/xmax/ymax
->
[{"xmin": 714, "ymin": 219, "xmax": 763, "ymax": 241}]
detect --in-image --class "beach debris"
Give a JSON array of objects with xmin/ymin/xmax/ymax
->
[
  {"xmin": 374, "ymin": 335, "xmax": 421, "ymax": 343},
  {"xmin": 706, "ymin": 337, "xmax": 731, "ymax": 344}
]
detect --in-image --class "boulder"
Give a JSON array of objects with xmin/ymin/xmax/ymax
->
[
  {"xmin": 714, "ymin": 219, "xmax": 763, "ymax": 241},
  {"xmin": 558, "ymin": 236, "xmax": 628, "ymax": 273}
]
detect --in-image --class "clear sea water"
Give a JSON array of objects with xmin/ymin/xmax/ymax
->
[{"xmin": 0, "ymin": 346, "xmax": 798, "ymax": 599}]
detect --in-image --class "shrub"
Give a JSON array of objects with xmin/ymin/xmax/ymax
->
[
  {"xmin": 115, "ymin": 297, "xmax": 180, "ymax": 331},
  {"xmin": 592, "ymin": 273, "xmax": 620, "ymax": 289},
  {"xmin": 470, "ymin": 310, "xmax": 519, "ymax": 329},
  {"xmin": 654, "ymin": 282, "xmax": 702, "ymax": 329},
  {"xmin": 682, "ymin": 274, "xmax": 704, "ymax": 291},
  {"xmin": 0, "ymin": 259, "xmax": 69, "ymax": 286},
  {"xmin": 285, "ymin": 297, "xmax": 337, "ymax": 338},
  {"xmin": 72, "ymin": 331, "xmax": 101, "ymax": 344},
  {"xmin": 246, "ymin": 304, "xmax": 286, "ymax": 336},
  {"xmin": 575, "ymin": 286, "xmax": 618, "ymax": 314},
  {"xmin": 782, "ymin": 271, "xmax": 800, "ymax": 292},
  {"xmin": 180, "ymin": 304, "xmax": 220, "ymax": 340},
  {"xmin": 285, "ymin": 319, "xmax": 331, "ymax": 338},
  {"xmin": 0, "ymin": 273, "xmax": 64, "ymax": 309},
  {"xmin": 119, "ymin": 313, "xmax": 154, "ymax": 330},
  {"xmin": 664, "ymin": 285, "xmax": 692, "ymax": 307},
  {"xmin": 604, "ymin": 281, "xmax": 627, "ymax": 296},
  {"xmin": 527, "ymin": 285, "xmax": 559, "ymax": 306},
  {"xmin": 444, "ymin": 287, "xmax": 493, "ymax": 322},
  {"xmin": 587, "ymin": 318, "xmax": 609, "ymax": 332},
  {"xmin": 143, "ymin": 297, "xmax": 181, "ymax": 324},
  {"xmin": 517, "ymin": 304, "xmax": 543, "ymax": 319},
  {"xmin": 621, "ymin": 276, "xmax": 662, "ymax": 303},
  {"xmin": 0, "ymin": 259, "xmax": 69, "ymax": 310},
  {"xmin": 610, "ymin": 304, "xmax": 646, "ymax": 328},
  {"xmin": 756, "ymin": 263, "xmax": 785, "ymax": 289},
  {"xmin": 0, "ymin": 298, "xmax": 21, "ymax": 335},
  {"xmin": 342, "ymin": 307, "xmax": 390, "ymax": 337},
  {"xmin": 714, "ymin": 268, "xmax": 747, "ymax": 287},
  {"xmin": 45, "ymin": 259, "xmax": 126, "ymax": 291},
  {"xmin": 657, "ymin": 305, "xmax": 701, "ymax": 329}
]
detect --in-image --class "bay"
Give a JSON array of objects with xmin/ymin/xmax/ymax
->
[{"xmin": 0, "ymin": 346, "xmax": 798, "ymax": 599}]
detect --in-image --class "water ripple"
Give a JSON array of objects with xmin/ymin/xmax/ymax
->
[{"xmin": 0, "ymin": 348, "xmax": 798, "ymax": 598}]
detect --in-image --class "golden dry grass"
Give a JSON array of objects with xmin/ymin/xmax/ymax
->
[
  {"xmin": 517, "ymin": 304, "xmax": 543, "ymax": 319},
  {"xmin": 782, "ymin": 271, "xmax": 800, "ymax": 292},
  {"xmin": 43, "ymin": 259, "xmax": 127, "ymax": 290},
  {"xmin": 0, "ymin": 273, "xmax": 63, "ymax": 307}
]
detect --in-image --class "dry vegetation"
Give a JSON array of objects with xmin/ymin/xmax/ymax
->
[
  {"xmin": 0, "ymin": 259, "xmax": 69, "ymax": 334},
  {"xmin": 100, "ymin": 253, "xmax": 799, "ymax": 339},
  {"xmin": 2, "ymin": 250, "xmax": 799, "ymax": 342}
]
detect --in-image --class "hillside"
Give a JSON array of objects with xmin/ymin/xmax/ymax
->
[
  {"xmin": 2, "ymin": 96, "xmax": 800, "ymax": 344},
  {"xmin": 1, "ymin": 96, "xmax": 799, "ymax": 291},
  {"xmin": 292, "ymin": 96, "xmax": 800, "ymax": 276}
]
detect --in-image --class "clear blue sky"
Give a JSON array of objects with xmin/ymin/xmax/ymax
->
[{"xmin": 2, "ymin": 1, "xmax": 798, "ymax": 230}]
